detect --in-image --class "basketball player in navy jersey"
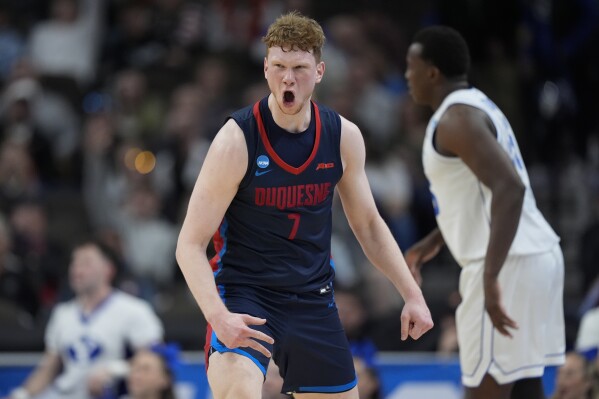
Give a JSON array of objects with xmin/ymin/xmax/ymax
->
[
  {"xmin": 176, "ymin": 12, "xmax": 434, "ymax": 399},
  {"xmin": 404, "ymin": 26, "xmax": 565, "ymax": 399}
]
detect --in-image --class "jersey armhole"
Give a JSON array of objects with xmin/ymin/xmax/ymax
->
[{"xmin": 227, "ymin": 115, "xmax": 255, "ymax": 191}]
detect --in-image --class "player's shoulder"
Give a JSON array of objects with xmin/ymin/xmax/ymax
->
[
  {"xmin": 50, "ymin": 298, "xmax": 78, "ymax": 316},
  {"xmin": 338, "ymin": 115, "xmax": 361, "ymax": 139},
  {"xmin": 109, "ymin": 290, "xmax": 154, "ymax": 312},
  {"xmin": 46, "ymin": 299, "xmax": 82, "ymax": 326},
  {"xmin": 211, "ymin": 118, "xmax": 247, "ymax": 158},
  {"xmin": 313, "ymin": 100, "xmax": 342, "ymax": 127},
  {"xmin": 439, "ymin": 101, "xmax": 488, "ymax": 134},
  {"xmin": 229, "ymin": 102, "xmax": 256, "ymax": 123},
  {"xmin": 312, "ymin": 100, "xmax": 336, "ymax": 115}
]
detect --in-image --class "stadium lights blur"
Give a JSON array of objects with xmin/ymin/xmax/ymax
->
[{"xmin": 124, "ymin": 147, "xmax": 156, "ymax": 174}]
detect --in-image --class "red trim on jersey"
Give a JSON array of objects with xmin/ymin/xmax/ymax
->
[
  {"xmin": 252, "ymin": 100, "xmax": 321, "ymax": 175},
  {"xmin": 209, "ymin": 221, "xmax": 224, "ymax": 272}
]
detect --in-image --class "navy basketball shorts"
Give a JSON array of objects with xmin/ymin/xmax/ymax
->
[{"xmin": 206, "ymin": 283, "xmax": 357, "ymax": 394}]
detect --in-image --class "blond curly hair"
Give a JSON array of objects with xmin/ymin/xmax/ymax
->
[{"xmin": 262, "ymin": 11, "xmax": 326, "ymax": 62}]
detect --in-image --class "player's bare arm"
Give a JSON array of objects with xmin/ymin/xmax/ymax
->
[
  {"xmin": 436, "ymin": 104, "xmax": 525, "ymax": 337},
  {"xmin": 336, "ymin": 116, "xmax": 433, "ymax": 340},
  {"xmin": 404, "ymin": 227, "xmax": 445, "ymax": 285},
  {"xmin": 176, "ymin": 119, "xmax": 275, "ymax": 356}
]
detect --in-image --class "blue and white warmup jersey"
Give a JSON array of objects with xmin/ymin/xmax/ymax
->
[
  {"xmin": 44, "ymin": 290, "xmax": 163, "ymax": 399},
  {"xmin": 422, "ymin": 88, "xmax": 560, "ymax": 266}
]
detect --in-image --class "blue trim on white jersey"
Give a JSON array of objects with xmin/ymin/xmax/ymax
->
[{"xmin": 79, "ymin": 291, "xmax": 115, "ymax": 324}]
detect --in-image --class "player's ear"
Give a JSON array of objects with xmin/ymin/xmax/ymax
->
[
  {"xmin": 428, "ymin": 65, "xmax": 441, "ymax": 83},
  {"xmin": 264, "ymin": 56, "xmax": 268, "ymax": 79},
  {"xmin": 315, "ymin": 61, "xmax": 325, "ymax": 83}
]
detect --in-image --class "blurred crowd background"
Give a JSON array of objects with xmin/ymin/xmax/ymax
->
[{"xmin": 0, "ymin": 0, "xmax": 598, "ymax": 358}]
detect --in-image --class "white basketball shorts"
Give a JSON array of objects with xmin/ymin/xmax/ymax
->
[{"xmin": 456, "ymin": 245, "xmax": 565, "ymax": 387}]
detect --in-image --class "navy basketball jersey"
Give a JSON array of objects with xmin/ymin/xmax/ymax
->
[{"xmin": 210, "ymin": 97, "xmax": 343, "ymax": 293}]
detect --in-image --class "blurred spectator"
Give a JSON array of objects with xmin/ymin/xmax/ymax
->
[
  {"xmin": 5, "ymin": 241, "xmax": 164, "ymax": 399},
  {"xmin": 0, "ymin": 5, "xmax": 25, "ymax": 81},
  {"xmin": 27, "ymin": 0, "xmax": 106, "ymax": 107},
  {"xmin": 576, "ymin": 305, "xmax": 599, "ymax": 360},
  {"xmin": 346, "ymin": 54, "xmax": 399, "ymax": 148},
  {"xmin": 318, "ymin": 14, "xmax": 363, "ymax": 95},
  {"xmin": 1, "ymin": 76, "xmax": 80, "ymax": 171},
  {"xmin": 152, "ymin": 0, "xmax": 204, "ymax": 51},
  {"xmin": 591, "ymin": 355, "xmax": 599, "ymax": 399},
  {"xmin": 192, "ymin": 55, "xmax": 234, "ymax": 138},
  {"xmin": 435, "ymin": 291, "xmax": 461, "ymax": 356},
  {"xmin": 0, "ymin": 141, "xmax": 41, "ymax": 211},
  {"xmin": 519, "ymin": 0, "xmax": 599, "ymax": 163},
  {"xmin": 364, "ymin": 143, "xmax": 416, "ymax": 250},
  {"xmin": 102, "ymin": 1, "xmax": 164, "ymax": 73},
  {"xmin": 395, "ymin": 98, "xmax": 438, "ymax": 240},
  {"xmin": 121, "ymin": 344, "xmax": 179, "ymax": 399},
  {"xmin": 9, "ymin": 200, "xmax": 67, "ymax": 311},
  {"xmin": 81, "ymin": 113, "xmax": 156, "ymax": 226},
  {"xmin": 330, "ymin": 231, "xmax": 359, "ymax": 287},
  {"xmin": 580, "ymin": 221, "xmax": 599, "ymax": 298},
  {"xmin": 81, "ymin": 112, "xmax": 177, "ymax": 304},
  {"xmin": 81, "ymin": 112, "xmax": 128, "ymax": 230},
  {"xmin": 353, "ymin": 355, "xmax": 382, "ymax": 399},
  {"xmin": 111, "ymin": 68, "xmax": 166, "ymax": 142},
  {"xmin": 153, "ymin": 83, "xmax": 210, "ymax": 207},
  {"xmin": 119, "ymin": 184, "xmax": 178, "ymax": 305},
  {"xmin": 551, "ymin": 351, "xmax": 593, "ymax": 399},
  {"xmin": 204, "ymin": 0, "xmax": 263, "ymax": 51},
  {"xmin": 0, "ymin": 79, "xmax": 56, "ymax": 182},
  {"xmin": 0, "ymin": 213, "xmax": 37, "ymax": 318},
  {"xmin": 335, "ymin": 285, "xmax": 377, "ymax": 365}
]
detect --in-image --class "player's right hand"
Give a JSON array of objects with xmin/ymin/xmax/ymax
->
[
  {"xmin": 484, "ymin": 279, "xmax": 518, "ymax": 338},
  {"xmin": 211, "ymin": 312, "xmax": 275, "ymax": 358},
  {"xmin": 400, "ymin": 296, "xmax": 434, "ymax": 341},
  {"xmin": 405, "ymin": 242, "xmax": 439, "ymax": 286}
]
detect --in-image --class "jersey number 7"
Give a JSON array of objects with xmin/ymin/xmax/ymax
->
[{"xmin": 287, "ymin": 213, "xmax": 300, "ymax": 240}]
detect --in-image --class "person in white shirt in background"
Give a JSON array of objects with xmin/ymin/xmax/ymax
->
[{"xmin": 6, "ymin": 241, "xmax": 163, "ymax": 399}]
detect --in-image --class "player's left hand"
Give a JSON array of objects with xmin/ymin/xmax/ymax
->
[
  {"xmin": 484, "ymin": 279, "xmax": 518, "ymax": 337},
  {"xmin": 400, "ymin": 297, "xmax": 434, "ymax": 341}
]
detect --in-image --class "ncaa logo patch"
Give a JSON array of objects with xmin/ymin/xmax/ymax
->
[{"xmin": 257, "ymin": 155, "xmax": 270, "ymax": 169}]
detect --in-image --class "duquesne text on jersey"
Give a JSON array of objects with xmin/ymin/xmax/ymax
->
[{"xmin": 255, "ymin": 182, "xmax": 332, "ymax": 210}]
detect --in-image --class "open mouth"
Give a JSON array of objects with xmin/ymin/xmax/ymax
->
[{"xmin": 283, "ymin": 90, "xmax": 295, "ymax": 105}]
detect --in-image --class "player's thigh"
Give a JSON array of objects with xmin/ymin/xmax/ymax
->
[
  {"xmin": 293, "ymin": 386, "xmax": 359, "ymax": 399},
  {"xmin": 207, "ymin": 351, "xmax": 264, "ymax": 399}
]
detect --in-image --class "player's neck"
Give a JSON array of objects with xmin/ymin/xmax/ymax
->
[
  {"xmin": 431, "ymin": 81, "xmax": 469, "ymax": 110},
  {"xmin": 268, "ymin": 94, "xmax": 312, "ymax": 133},
  {"xmin": 78, "ymin": 286, "xmax": 113, "ymax": 314}
]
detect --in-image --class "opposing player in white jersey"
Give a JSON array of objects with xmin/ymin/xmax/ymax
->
[
  {"xmin": 7, "ymin": 242, "xmax": 163, "ymax": 399},
  {"xmin": 404, "ymin": 26, "xmax": 565, "ymax": 399}
]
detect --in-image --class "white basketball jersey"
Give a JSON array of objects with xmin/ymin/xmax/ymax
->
[
  {"xmin": 44, "ymin": 291, "xmax": 163, "ymax": 399},
  {"xmin": 422, "ymin": 88, "xmax": 559, "ymax": 266}
]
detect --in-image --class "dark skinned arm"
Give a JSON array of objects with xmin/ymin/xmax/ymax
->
[
  {"xmin": 436, "ymin": 104, "xmax": 525, "ymax": 337},
  {"xmin": 404, "ymin": 227, "xmax": 445, "ymax": 286}
]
